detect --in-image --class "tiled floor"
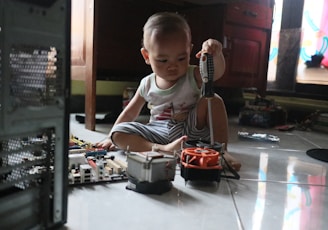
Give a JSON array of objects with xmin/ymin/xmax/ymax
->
[{"xmin": 63, "ymin": 114, "xmax": 328, "ymax": 230}]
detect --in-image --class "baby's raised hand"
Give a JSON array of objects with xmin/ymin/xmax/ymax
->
[{"xmin": 196, "ymin": 39, "xmax": 223, "ymax": 58}]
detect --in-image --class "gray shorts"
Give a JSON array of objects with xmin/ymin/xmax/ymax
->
[{"xmin": 110, "ymin": 107, "xmax": 210, "ymax": 146}]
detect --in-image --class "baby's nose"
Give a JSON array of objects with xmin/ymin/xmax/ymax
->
[{"xmin": 167, "ymin": 64, "xmax": 177, "ymax": 71}]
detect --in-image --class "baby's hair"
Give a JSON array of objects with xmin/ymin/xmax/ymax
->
[{"xmin": 142, "ymin": 12, "xmax": 191, "ymax": 48}]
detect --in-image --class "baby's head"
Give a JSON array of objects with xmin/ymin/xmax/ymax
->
[
  {"xmin": 141, "ymin": 12, "xmax": 193, "ymax": 82},
  {"xmin": 142, "ymin": 12, "xmax": 191, "ymax": 49}
]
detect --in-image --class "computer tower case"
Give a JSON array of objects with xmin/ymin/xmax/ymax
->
[{"xmin": 0, "ymin": 0, "xmax": 70, "ymax": 229}]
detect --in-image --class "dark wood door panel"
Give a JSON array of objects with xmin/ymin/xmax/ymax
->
[{"xmin": 217, "ymin": 24, "xmax": 268, "ymax": 91}]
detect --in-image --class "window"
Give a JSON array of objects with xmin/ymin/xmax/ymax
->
[
  {"xmin": 297, "ymin": 0, "xmax": 328, "ymax": 85},
  {"xmin": 267, "ymin": 0, "xmax": 328, "ymax": 97}
]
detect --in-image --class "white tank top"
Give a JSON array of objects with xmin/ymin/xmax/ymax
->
[{"xmin": 139, "ymin": 65, "xmax": 200, "ymax": 122}]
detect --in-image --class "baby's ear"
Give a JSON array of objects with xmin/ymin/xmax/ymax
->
[{"xmin": 140, "ymin": 48, "xmax": 150, "ymax": 64}]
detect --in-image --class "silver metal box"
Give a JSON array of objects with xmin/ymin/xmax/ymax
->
[{"xmin": 127, "ymin": 152, "xmax": 177, "ymax": 183}]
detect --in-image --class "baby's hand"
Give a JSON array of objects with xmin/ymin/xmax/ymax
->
[
  {"xmin": 196, "ymin": 39, "xmax": 223, "ymax": 58},
  {"xmin": 95, "ymin": 138, "xmax": 116, "ymax": 151}
]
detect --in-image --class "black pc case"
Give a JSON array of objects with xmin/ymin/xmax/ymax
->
[{"xmin": 0, "ymin": 0, "xmax": 70, "ymax": 229}]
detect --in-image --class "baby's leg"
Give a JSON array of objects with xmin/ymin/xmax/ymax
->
[
  {"xmin": 112, "ymin": 132, "xmax": 187, "ymax": 154},
  {"xmin": 112, "ymin": 132, "xmax": 155, "ymax": 152},
  {"xmin": 196, "ymin": 95, "xmax": 228, "ymax": 145},
  {"xmin": 196, "ymin": 94, "xmax": 241, "ymax": 171}
]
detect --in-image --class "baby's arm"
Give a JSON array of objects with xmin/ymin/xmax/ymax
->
[
  {"xmin": 95, "ymin": 88, "xmax": 146, "ymax": 150},
  {"xmin": 195, "ymin": 39, "xmax": 225, "ymax": 85},
  {"xmin": 114, "ymin": 87, "xmax": 146, "ymax": 124}
]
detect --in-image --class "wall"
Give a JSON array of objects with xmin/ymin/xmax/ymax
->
[{"xmin": 71, "ymin": 80, "xmax": 138, "ymax": 113}]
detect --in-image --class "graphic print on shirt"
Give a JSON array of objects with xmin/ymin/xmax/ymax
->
[
  {"xmin": 156, "ymin": 103, "xmax": 174, "ymax": 120},
  {"xmin": 155, "ymin": 101, "xmax": 190, "ymax": 121}
]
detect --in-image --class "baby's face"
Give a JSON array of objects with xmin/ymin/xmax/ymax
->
[{"xmin": 143, "ymin": 30, "xmax": 192, "ymax": 82}]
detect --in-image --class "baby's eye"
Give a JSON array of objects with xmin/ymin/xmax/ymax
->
[
  {"xmin": 156, "ymin": 59, "xmax": 167, "ymax": 63},
  {"xmin": 178, "ymin": 57, "xmax": 186, "ymax": 61}
]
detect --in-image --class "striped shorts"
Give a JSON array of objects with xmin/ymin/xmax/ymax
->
[{"xmin": 110, "ymin": 107, "xmax": 210, "ymax": 145}]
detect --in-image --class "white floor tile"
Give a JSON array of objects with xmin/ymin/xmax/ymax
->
[{"xmin": 64, "ymin": 114, "xmax": 328, "ymax": 230}]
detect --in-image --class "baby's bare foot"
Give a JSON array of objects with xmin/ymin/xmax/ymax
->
[
  {"xmin": 161, "ymin": 136, "xmax": 188, "ymax": 153},
  {"xmin": 228, "ymin": 161, "xmax": 241, "ymax": 172},
  {"xmin": 223, "ymin": 152, "xmax": 241, "ymax": 172}
]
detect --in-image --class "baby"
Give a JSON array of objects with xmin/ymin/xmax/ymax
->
[{"xmin": 96, "ymin": 12, "xmax": 241, "ymax": 171}]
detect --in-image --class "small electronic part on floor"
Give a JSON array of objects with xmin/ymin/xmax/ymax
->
[{"xmin": 69, "ymin": 136, "xmax": 128, "ymax": 185}]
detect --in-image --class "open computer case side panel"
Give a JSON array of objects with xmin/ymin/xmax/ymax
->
[{"xmin": 0, "ymin": 0, "xmax": 70, "ymax": 229}]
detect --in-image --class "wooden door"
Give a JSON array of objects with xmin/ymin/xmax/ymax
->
[
  {"xmin": 217, "ymin": 24, "xmax": 269, "ymax": 95},
  {"xmin": 71, "ymin": 0, "xmax": 96, "ymax": 130}
]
